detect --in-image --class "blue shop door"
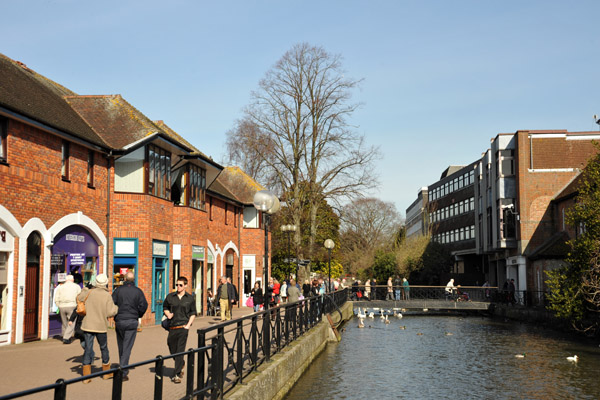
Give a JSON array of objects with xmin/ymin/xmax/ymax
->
[{"xmin": 153, "ymin": 258, "xmax": 167, "ymax": 325}]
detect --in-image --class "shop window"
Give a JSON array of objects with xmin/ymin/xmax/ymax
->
[
  {"xmin": 172, "ymin": 260, "xmax": 180, "ymax": 289},
  {"xmin": 0, "ymin": 117, "xmax": 7, "ymax": 163},
  {"xmin": 61, "ymin": 141, "xmax": 70, "ymax": 181},
  {"xmin": 87, "ymin": 150, "xmax": 94, "ymax": 187},
  {"xmin": 243, "ymin": 207, "xmax": 259, "ymax": 228},
  {"xmin": 0, "ymin": 252, "xmax": 8, "ymax": 331},
  {"xmin": 113, "ymin": 238, "xmax": 138, "ymax": 287}
]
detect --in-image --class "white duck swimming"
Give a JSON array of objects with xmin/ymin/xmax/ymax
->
[
  {"xmin": 384, "ymin": 315, "xmax": 390, "ymax": 324},
  {"xmin": 380, "ymin": 310, "xmax": 385, "ymax": 320},
  {"xmin": 514, "ymin": 353, "xmax": 526, "ymax": 358},
  {"xmin": 358, "ymin": 318, "xmax": 365, "ymax": 328},
  {"xmin": 396, "ymin": 312, "xmax": 403, "ymax": 319},
  {"xmin": 357, "ymin": 308, "xmax": 366, "ymax": 319},
  {"xmin": 368, "ymin": 312, "xmax": 375, "ymax": 318},
  {"xmin": 567, "ymin": 355, "xmax": 578, "ymax": 362}
]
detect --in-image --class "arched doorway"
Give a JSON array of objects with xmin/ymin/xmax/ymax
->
[{"xmin": 24, "ymin": 232, "xmax": 41, "ymax": 342}]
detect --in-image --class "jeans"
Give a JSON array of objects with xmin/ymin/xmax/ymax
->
[
  {"xmin": 116, "ymin": 319, "xmax": 139, "ymax": 376},
  {"xmin": 253, "ymin": 304, "xmax": 261, "ymax": 312},
  {"xmin": 83, "ymin": 332, "xmax": 109, "ymax": 365},
  {"xmin": 395, "ymin": 289, "xmax": 401, "ymax": 300}
]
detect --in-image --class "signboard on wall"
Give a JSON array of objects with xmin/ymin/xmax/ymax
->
[
  {"xmin": 69, "ymin": 253, "xmax": 85, "ymax": 266},
  {"xmin": 243, "ymin": 255, "xmax": 255, "ymax": 268},
  {"xmin": 192, "ymin": 246, "xmax": 204, "ymax": 259},
  {"xmin": 51, "ymin": 254, "xmax": 64, "ymax": 266},
  {"xmin": 115, "ymin": 240, "xmax": 136, "ymax": 255},
  {"xmin": 153, "ymin": 242, "xmax": 168, "ymax": 257}
]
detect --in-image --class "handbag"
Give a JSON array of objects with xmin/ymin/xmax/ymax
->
[
  {"xmin": 161, "ymin": 316, "xmax": 171, "ymax": 331},
  {"xmin": 245, "ymin": 297, "xmax": 254, "ymax": 307},
  {"xmin": 76, "ymin": 291, "xmax": 91, "ymax": 316}
]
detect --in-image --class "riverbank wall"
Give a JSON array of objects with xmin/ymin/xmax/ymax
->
[
  {"xmin": 226, "ymin": 301, "xmax": 354, "ymax": 400},
  {"xmin": 489, "ymin": 303, "xmax": 571, "ymax": 330}
]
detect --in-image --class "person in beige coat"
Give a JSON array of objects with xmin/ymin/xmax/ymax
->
[{"xmin": 77, "ymin": 273, "xmax": 118, "ymax": 383}]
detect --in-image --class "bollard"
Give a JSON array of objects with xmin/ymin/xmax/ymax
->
[
  {"xmin": 111, "ymin": 367, "xmax": 124, "ymax": 399},
  {"xmin": 154, "ymin": 356, "xmax": 164, "ymax": 400},
  {"xmin": 53, "ymin": 378, "xmax": 66, "ymax": 400}
]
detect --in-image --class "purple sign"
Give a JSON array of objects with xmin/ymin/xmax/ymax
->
[{"xmin": 52, "ymin": 226, "xmax": 99, "ymax": 271}]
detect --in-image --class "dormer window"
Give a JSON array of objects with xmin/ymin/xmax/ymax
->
[
  {"xmin": 0, "ymin": 117, "xmax": 7, "ymax": 162},
  {"xmin": 148, "ymin": 144, "xmax": 171, "ymax": 200},
  {"xmin": 61, "ymin": 140, "xmax": 70, "ymax": 181}
]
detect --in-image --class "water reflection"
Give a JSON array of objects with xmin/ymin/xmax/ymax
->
[{"xmin": 284, "ymin": 314, "xmax": 600, "ymax": 400}]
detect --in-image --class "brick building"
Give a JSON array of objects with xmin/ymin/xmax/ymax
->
[{"xmin": 0, "ymin": 53, "xmax": 270, "ymax": 345}]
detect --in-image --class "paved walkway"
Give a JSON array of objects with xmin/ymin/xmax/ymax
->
[{"xmin": 0, "ymin": 307, "xmax": 254, "ymax": 400}]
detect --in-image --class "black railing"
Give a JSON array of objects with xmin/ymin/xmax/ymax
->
[
  {"xmin": 0, "ymin": 288, "xmax": 349, "ymax": 400},
  {"xmin": 198, "ymin": 288, "xmax": 348, "ymax": 398}
]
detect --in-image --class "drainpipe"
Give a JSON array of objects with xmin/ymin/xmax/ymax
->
[
  {"xmin": 238, "ymin": 206, "xmax": 241, "ymax": 308},
  {"xmin": 106, "ymin": 151, "xmax": 112, "ymax": 283}
]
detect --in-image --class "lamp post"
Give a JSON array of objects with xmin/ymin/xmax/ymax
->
[
  {"xmin": 324, "ymin": 239, "xmax": 334, "ymax": 292},
  {"xmin": 253, "ymin": 190, "xmax": 280, "ymax": 310},
  {"xmin": 280, "ymin": 224, "xmax": 297, "ymax": 280}
]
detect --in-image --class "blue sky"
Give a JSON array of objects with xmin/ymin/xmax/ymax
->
[{"xmin": 3, "ymin": 1, "xmax": 600, "ymax": 215}]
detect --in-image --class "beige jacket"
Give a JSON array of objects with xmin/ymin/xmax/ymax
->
[
  {"xmin": 55, "ymin": 281, "xmax": 81, "ymax": 308},
  {"xmin": 77, "ymin": 287, "xmax": 118, "ymax": 333}
]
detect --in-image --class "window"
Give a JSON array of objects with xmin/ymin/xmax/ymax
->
[
  {"xmin": 470, "ymin": 225, "xmax": 475, "ymax": 239},
  {"xmin": 188, "ymin": 164, "xmax": 206, "ymax": 210},
  {"xmin": 87, "ymin": 150, "xmax": 94, "ymax": 187},
  {"xmin": 148, "ymin": 145, "xmax": 171, "ymax": 199},
  {"xmin": 115, "ymin": 147, "xmax": 145, "ymax": 193},
  {"xmin": 225, "ymin": 203, "xmax": 229, "ymax": 225},
  {"xmin": 234, "ymin": 207, "xmax": 238, "ymax": 228},
  {"xmin": 469, "ymin": 170, "xmax": 474, "ymax": 185},
  {"xmin": 61, "ymin": 141, "xmax": 70, "ymax": 180},
  {"xmin": 209, "ymin": 197, "xmax": 213, "ymax": 221},
  {"xmin": 459, "ymin": 201, "xmax": 464, "ymax": 215},
  {"xmin": 470, "ymin": 198, "xmax": 474, "ymax": 211},
  {"xmin": 0, "ymin": 117, "xmax": 7, "ymax": 162},
  {"xmin": 243, "ymin": 207, "xmax": 259, "ymax": 228},
  {"xmin": 499, "ymin": 149, "xmax": 515, "ymax": 177}
]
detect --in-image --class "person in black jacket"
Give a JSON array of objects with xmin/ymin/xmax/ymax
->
[
  {"xmin": 111, "ymin": 271, "xmax": 148, "ymax": 381},
  {"xmin": 216, "ymin": 276, "xmax": 236, "ymax": 321}
]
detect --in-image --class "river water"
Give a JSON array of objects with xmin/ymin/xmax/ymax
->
[{"xmin": 284, "ymin": 311, "xmax": 600, "ymax": 400}]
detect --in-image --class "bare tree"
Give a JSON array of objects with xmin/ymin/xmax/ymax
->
[
  {"xmin": 339, "ymin": 198, "xmax": 403, "ymax": 274},
  {"xmin": 225, "ymin": 43, "xmax": 379, "ymax": 278}
]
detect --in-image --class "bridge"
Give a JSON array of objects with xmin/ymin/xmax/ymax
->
[{"xmin": 351, "ymin": 285, "xmax": 495, "ymax": 312}]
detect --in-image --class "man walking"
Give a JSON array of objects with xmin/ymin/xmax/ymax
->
[
  {"xmin": 163, "ymin": 277, "xmax": 196, "ymax": 384},
  {"xmin": 216, "ymin": 276, "xmax": 236, "ymax": 321},
  {"xmin": 78, "ymin": 273, "xmax": 118, "ymax": 383},
  {"xmin": 54, "ymin": 274, "xmax": 81, "ymax": 344},
  {"xmin": 226, "ymin": 277, "xmax": 238, "ymax": 319},
  {"xmin": 112, "ymin": 271, "xmax": 148, "ymax": 381}
]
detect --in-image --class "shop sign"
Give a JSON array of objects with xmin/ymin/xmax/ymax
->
[
  {"xmin": 51, "ymin": 254, "xmax": 64, "ymax": 266},
  {"xmin": 192, "ymin": 246, "xmax": 204, "ymax": 259},
  {"xmin": 57, "ymin": 273, "xmax": 67, "ymax": 282},
  {"xmin": 65, "ymin": 234, "xmax": 85, "ymax": 242},
  {"xmin": 243, "ymin": 255, "xmax": 255, "ymax": 268},
  {"xmin": 115, "ymin": 240, "xmax": 136, "ymax": 255},
  {"xmin": 153, "ymin": 242, "xmax": 168, "ymax": 257},
  {"xmin": 69, "ymin": 253, "xmax": 85, "ymax": 266},
  {"xmin": 120, "ymin": 268, "xmax": 129, "ymax": 275}
]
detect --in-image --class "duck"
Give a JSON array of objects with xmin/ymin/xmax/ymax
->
[
  {"xmin": 444, "ymin": 332, "xmax": 453, "ymax": 336},
  {"xmin": 396, "ymin": 312, "xmax": 403, "ymax": 319},
  {"xmin": 384, "ymin": 315, "xmax": 390, "ymax": 324},
  {"xmin": 357, "ymin": 308, "xmax": 366, "ymax": 319},
  {"xmin": 380, "ymin": 311, "xmax": 385, "ymax": 320},
  {"xmin": 399, "ymin": 325, "xmax": 406, "ymax": 330},
  {"xmin": 417, "ymin": 332, "xmax": 423, "ymax": 336},
  {"xmin": 368, "ymin": 312, "xmax": 375, "ymax": 318},
  {"xmin": 358, "ymin": 318, "xmax": 365, "ymax": 328},
  {"xmin": 423, "ymin": 308, "xmax": 429, "ymax": 312},
  {"xmin": 567, "ymin": 355, "xmax": 578, "ymax": 362},
  {"xmin": 514, "ymin": 353, "xmax": 526, "ymax": 358}
]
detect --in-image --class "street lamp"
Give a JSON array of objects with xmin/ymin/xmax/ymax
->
[
  {"xmin": 324, "ymin": 239, "xmax": 335, "ymax": 292},
  {"xmin": 280, "ymin": 224, "xmax": 297, "ymax": 280},
  {"xmin": 253, "ymin": 190, "xmax": 280, "ymax": 310}
]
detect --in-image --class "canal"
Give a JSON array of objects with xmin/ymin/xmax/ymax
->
[{"xmin": 284, "ymin": 312, "xmax": 600, "ymax": 399}]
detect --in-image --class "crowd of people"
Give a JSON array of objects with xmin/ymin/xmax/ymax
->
[{"xmin": 350, "ymin": 276, "xmax": 411, "ymax": 301}]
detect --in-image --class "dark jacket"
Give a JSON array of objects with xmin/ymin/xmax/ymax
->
[
  {"xmin": 251, "ymin": 287, "xmax": 263, "ymax": 305},
  {"xmin": 112, "ymin": 281, "xmax": 148, "ymax": 321},
  {"xmin": 216, "ymin": 282, "xmax": 237, "ymax": 304}
]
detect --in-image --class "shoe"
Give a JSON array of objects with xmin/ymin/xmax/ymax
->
[
  {"xmin": 102, "ymin": 363, "xmax": 113, "ymax": 380},
  {"xmin": 63, "ymin": 339, "xmax": 71, "ymax": 344},
  {"xmin": 171, "ymin": 375, "xmax": 181, "ymax": 384},
  {"xmin": 82, "ymin": 364, "xmax": 92, "ymax": 384}
]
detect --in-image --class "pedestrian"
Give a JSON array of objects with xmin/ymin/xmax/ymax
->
[
  {"xmin": 371, "ymin": 278, "xmax": 378, "ymax": 300},
  {"xmin": 287, "ymin": 279, "xmax": 301, "ymax": 303},
  {"xmin": 302, "ymin": 279, "xmax": 311, "ymax": 298},
  {"xmin": 54, "ymin": 274, "xmax": 81, "ymax": 344},
  {"xmin": 111, "ymin": 271, "xmax": 148, "ymax": 381},
  {"xmin": 386, "ymin": 277, "xmax": 394, "ymax": 300},
  {"xmin": 163, "ymin": 276, "xmax": 196, "ymax": 384},
  {"xmin": 365, "ymin": 279, "xmax": 371, "ymax": 300},
  {"xmin": 280, "ymin": 280, "xmax": 288, "ymax": 303},
  {"xmin": 445, "ymin": 278, "xmax": 456, "ymax": 300},
  {"xmin": 403, "ymin": 278, "xmax": 410, "ymax": 300},
  {"xmin": 251, "ymin": 281, "xmax": 263, "ymax": 312},
  {"xmin": 482, "ymin": 280, "xmax": 491, "ymax": 299},
  {"xmin": 216, "ymin": 276, "xmax": 236, "ymax": 321},
  {"xmin": 226, "ymin": 277, "xmax": 238, "ymax": 318},
  {"xmin": 509, "ymin": 279, "xmax": 516, "ymax": 304},
  {"xmin": 394, "ymin": 275, "xmax": 402, "ymax": 300},
  {"xmin": 77, "ymin": 273, "xmax": 118, "ymax": 383}
]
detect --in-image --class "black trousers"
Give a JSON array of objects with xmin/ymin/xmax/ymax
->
[{"xmin": 167, "ymin": 328, "xmax": 189, "ymax": 376}]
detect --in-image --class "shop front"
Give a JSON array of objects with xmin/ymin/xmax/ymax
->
[
  {"xmin": 113, "ymin": 238, "xmax": 138, "ymax": 286},
  {"xmin": 49, "ymin": 226, "xmax": 99, "ymax": 337},
  {"xmin": 152, "ymin": 240, "xmax": 169, "ymax": 324},
  {"xmin": 191, "ymin": 245, "xmax": 204, "ymax": 315}
]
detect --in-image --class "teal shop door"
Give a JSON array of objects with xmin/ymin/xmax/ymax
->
[{"xmin": 153, "ymin": 258, "xmax": 168, "ymax": 324}]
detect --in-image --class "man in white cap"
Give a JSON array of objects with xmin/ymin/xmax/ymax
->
[
  {"xmin": 54, "ymin": 274, "xmax": 81, "ymax": 344},
  {"xmin": 77, "ymin": 273, "xmax": 118, "ymax": 383}
]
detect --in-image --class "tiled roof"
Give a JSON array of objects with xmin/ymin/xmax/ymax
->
[
  {"xmin": 65, "ymin": 95, "xmax": 168, "ymax": 149},
  {"xmin": 0, "ymin": 53, "xmax": 108, "ymax": 147},
  {"xmin": 211, "ymin": 166, "xmax": 264, "ymax": 204}
]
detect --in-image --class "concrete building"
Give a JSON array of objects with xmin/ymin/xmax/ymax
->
[
  {"xmin": 428, "ymin": 162, "xmax": 479, "ymax": 283},
  {"xmin": 474, "ymin": 130, "xmax": 599, "ymax": 300},
  {"xmin": 405, "ymin": 187, "xmax": 428, "ymax": 239},
  {"xmin": 0, "ymin": 53, "xmax": 270, "ymax": 345}
]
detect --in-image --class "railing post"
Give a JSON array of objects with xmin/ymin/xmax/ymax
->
[
  {"xmin": 292, "ymin": 303, "xmax": 297, "ymax": 341},
  {"xmin": 186, "ymin": 349, "xmax": 195, "ymax": 398},
  {"xmin": 299, "ymin": 302, "xmax": 304, "ymax": 335},
  {"xmin": 284, "ymin": 306, "xmax": 289, "ymax": 345},
  {"xmin": 198, "ymin": 331, "xmax": 206, "ymax": 397},
  {"xmin": 263, "ymin": 310, "xmax": 271, "ymax": 362},
  {"xmin": 112, "ymin": 367, "xmax": 124, "ymax": 400},
  {"xmin": 276, "ymin": 307, "xmax": 281, "ymax": 352},
  {"xmin": 154, "ymin": 356, "xmax": 164, "ymax": 400},
  {"xmin": 53, "ymin": 379, "xmax": 66, "ymax": 400},
  {"xmin": 251, "ymin": 315, "xmax": 258, "ymax": 369},
  {"xmin": 236, "ymin": 320, "xmax": 243, "ymax": 385},
  {"xmin": 210, "ymin": 337, "xmax": 221, "ymax": 400}
]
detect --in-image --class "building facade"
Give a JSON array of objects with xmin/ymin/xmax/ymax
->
[{"xmin": 405, "ymin": 187, "xmax": 428, "ymax": 239}]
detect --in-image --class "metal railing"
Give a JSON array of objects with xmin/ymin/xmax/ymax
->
[
  {"xmin": 0, "ymin": 288, "xmax": 349, "ymax": 400},
  {"xmin": 198, "ymin": 288, "xmax": 348, "ymax": 398}
]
